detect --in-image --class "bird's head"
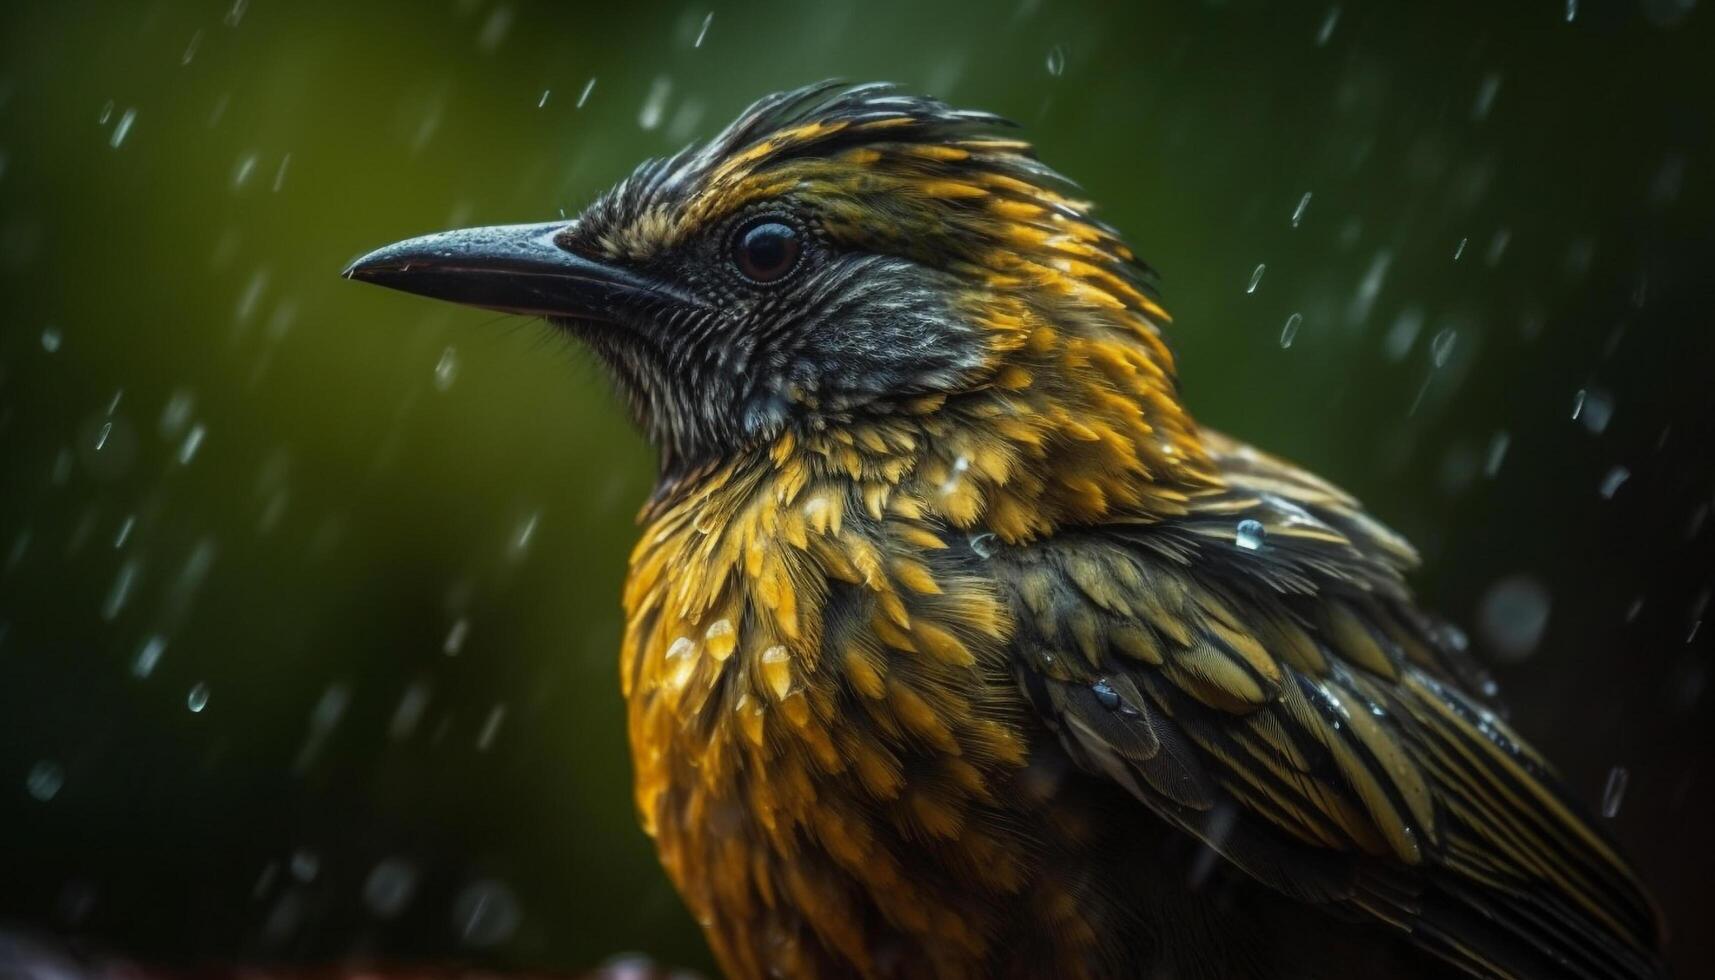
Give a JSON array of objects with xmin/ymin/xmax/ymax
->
[{"xmin": 349, "ymin": 82, "xmax": 1213, "ymax": 532}]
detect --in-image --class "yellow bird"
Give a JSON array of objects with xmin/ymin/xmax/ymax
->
[{"xmin": 348, "ymin": 82, "xmax": 1666, "ymax": 980}]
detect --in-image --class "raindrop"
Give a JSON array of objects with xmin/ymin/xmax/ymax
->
[
  {"xmin": 1471, "ymin": 72, "xmax": 1502, "ymax": 122},
  {"xmin": 290, "ymin": 848, "xmax": 320, "ymax": 882},
  {"xmin": 477, "ymin": 4, "xmax": 514, "ymax": 52},
  {"xmin": 1484, "ymin": 431, "xmax": 1509, "ymax": 477},
  {"xmin": 1599, "ymin": 465, "xmax": 1630, "ymax": 499},
  {"xmin": 476, "ymin": 704, "xmax": 508, "ymax": 751},
  {"xmin": 1571, "ymin": 387, "xmax": 1613, "ymax": 433},
  {"xmin": 98, "ymin": 100, "xmax": 114, "ymax": 125},
  {"xmin": 133, "ymin": 635, "xmax": 166, "ymax": 678},
  {"xmin": 364, "ymin": 859, "xmax": 419, "ymax": 919},
  {"xmin": 93, "ymin": 421, "xmax": 113, "ymax": 452},
  {"xmin": 1565, "ymin": 0, "xmax": 1577, "ymax": 21},
  {"xmin": 178, "ymin": 423, "xmax": 206, "ymax": 464},
  {"xmin": 182, "ymin": 29, "xmax": 204, "ymax": 65},
  {"xmin": 1453, "ymin": 237, "xmax": 1468, "ymax": 261},
  {"xmin": 187, "ymin": 683, "xmax": 210, "ymax": 713},
  {"xmin": 160, "ymin": 389, "xmax": 195, "ymax": 437},
  {"xmin": 25, "ymin": 760, "xmax": 64, "ymax": 802},
  {"xmin": 694, "ymin": 11, "xmax": 713, "ymax": 47},
  {"xmin": 1315, "ymin": 6, "xmax": 1341, "ymax": 45},
  {"xmin": 109, "ymin": 108, "xmax": 136, "ymax": 149},
  {"xmin": 1600, "ymin": 766, "xmax": 1629, "ymax": 818},
  {"xmin": 102, "ymin": 558, "xmax": 139, "ymax": 620},
  {"xmin": 232, "ymin": 152, "xmax": 257, "ymax": 189},
  {"xmin": 1485, "ymin": 228, "xmax": 1511, "ymax": 267},
  {"xmin": 224, "ymin": 0, "xmax": 247, "ymax": 27},
  {"xmin": 41, "ymin": 326, "xmax": 62, "ymax": 352},
  {"xmin": 390, "ymin": 682, "xmax": 431, "ymax": 739},
  {"xmin": 1478, "ymin": 574, "xmax": 1551, "ymax": 662},
  {"xmin": 638, "ymin": 75, "xmax": 672, "ymax": 130},
  {"xmin": 1290, "ymin": 191, "xmax": 1311, "ymax": 228},
  {"xmin": 1430, "ymin": 328, "xmax": 1457, "ymax": 367},
  {"xmin": 1348, "ymin": 249, "xmax": 1392, "ymax": 327},
  {"xmin": 444, "ymin": 617, "xmax": 469, "ymax": 656},
  {"xmin": 453, "ymin": 879, "xmax": 522, "ymax": 947},
  {"xmin": 271, "ymin": 154, "xmax": 291, "ymax": 193},
  {"xmin": 114, "ymin": 514, "xmax": 135, "ymax": 548},
  {"xmin": 537, "ymin": 89, "xmax": 550, "ymax": 108},
  {"xmin": 1279, "ymin": 313, "xmax": 1302, "ymax": 349},
  {"xmin": 1384, "ymin": 308, "xmax": 1422, "ymax": 361},
  {"xmin": 1245, "ymin": 264, "xmax": 1265, "ymax": 294},
  {"xmin": 1626, "ymin": 597, "xmax": 1646, "ymax": 623},
  {"xmin": 509, "ymin": 511, "xmax": 540, "ymax": 559},
  {"xmin": 1045, "ymin": 44, "xmax": 1067, "ymax": 77},
  {"xmin": 577, "ymin": 77, "xmax": 597, "ymax": 109},
  {"xmin": 434, "ymin": 346, "xmax": 460, "ymax": 391},
  {"xmin": 968, "ymin": 532, "xmax": 996, "ymax": 559},
  {"xmin": 1234, "ymin": 519, "xmax": 1266, "ymax": 551}
]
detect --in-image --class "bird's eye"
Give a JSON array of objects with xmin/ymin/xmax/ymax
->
[{"xmin": 731, "ymin": 219, "xmax": 802, "ymax": 284}]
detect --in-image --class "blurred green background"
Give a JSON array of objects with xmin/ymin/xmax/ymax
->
[{"xmin": 1, "ymin": 0, "xmax": 1712, "ymax": 975}]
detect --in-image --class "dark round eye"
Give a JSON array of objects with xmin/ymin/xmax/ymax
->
[{"xmin": 732, "ymin": 219, "xmax": 802, "ymax": 284}]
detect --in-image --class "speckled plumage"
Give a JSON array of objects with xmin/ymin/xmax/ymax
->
[{"xmin": 355, "ymin": 83, "xmax": 1668, "ymax": 980}]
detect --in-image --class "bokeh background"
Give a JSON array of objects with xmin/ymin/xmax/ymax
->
[{"xmin": 2, "ymin": 0, "xmax": 1712, "ymax": 975}]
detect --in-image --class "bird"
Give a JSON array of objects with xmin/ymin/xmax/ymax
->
[{"xmin": 346, "ymin": 82, "xmax": 1667, "ymax": 980}]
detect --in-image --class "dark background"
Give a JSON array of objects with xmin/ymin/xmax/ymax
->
[{"xmin": 2, "ymin": 0, "xmax": 1711, "ymax": 976}]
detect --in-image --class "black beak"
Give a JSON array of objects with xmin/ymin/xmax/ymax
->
[{"xmin": 343, "ymin": 221, "xmax": 683, "ymax": 321}]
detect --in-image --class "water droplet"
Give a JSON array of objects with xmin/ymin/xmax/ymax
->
[
  {"xmin": 577, "ymin": 77, "xmax": 597, "ymax": 109},
  {"xmin": 225, "ymin": 0, "xmax": 248, "ymax": 27},
  {"xmin": 1478, "ymin": 574, "xmax": 1551, "ymax": 662},
  {"xmin": 133, "ymin": 635, "xmax": 166, "ymax": 678},
  {"xmin": 1430, "ymin": 328, "xmax": 1457, "ymax": 367},
  {"xmin": 1234, "ymin": 519, "xmax": 1266, "ymax": 551},
  {"xmin": 1565, "ymin": 0, "xmax": 1577, "ymax": 21},
  {"xmin": 444, "ymin": 617, "xmax": 469, "ymax": 656},
  {"xmin": 453, "ymin": 879, "xmax": 522, "ymax": 947},
  {"xmin": 93, "ymin": 420, "xmax": 113, "ymax": 452},
  {"xmin": 187, "ymin": 682, "xmax": 210, "ymax": 713},
  {"xmin": 1453, "ymin": 237, "xmax": 1469, "ymax": 261},
  {"xmin": 1601, "ymin": 766, "xmax": 1629, "ymax": 818},
  {"xmin": 232, "ymin": 152, "xmax": 257, "ymax": 189},
  {"xmin": 1045, "ymin": 44, "xmax": 1067, "ymax": 77},
  {"xmin": 26, "ymin": 760, "xmax": 64, "ymax": 802},
  {"xmin": 968, "ymin": 532, "xmax": 996, "ymax": 559},
  {"xmin": 433, "ymin": 346, "xmax": 459, "ymax": 391},
  {"xmin": 1279, "ymin": 313, "xmax": 1302, "ymax": 349},
  {"xmin": 638, "ymin": 75, "xmax": 672, "ymax": 130},
  {"xmin": 694, "ymin": 11, "xmax": 713, "ymax": 47},
  {"xmin": 114, "ymin": 514, "xmax": 135, "ymax": 548},
  {"xmin": 1571, "ymin": 387, "xmax": 1613, "ymax": 433},
  {"xmin": 98, "ymin": 100, "xmax": 114, "ymax": 125},
  {"xmin": 1245, "ymin": 264, "xmax": 1266, "ymax": 294},
  {"xmin": 1091, "ymin": 679, "xmax": 1120, "ymax": 710},
  {"xmin": 537, "ymin": 89, "xmax": 550, "ymax": 108},
  {"xmin": 41, "ymin": 326, "xmax": 62, "ymax": 352},
  {"xmin": 1315, "ymin": 6, "xmax": 1341, "ymax": 45},
  {"xmin": 271, "ymin": 153, "xmax": 291, "ymax": 193},
  {"xmin": 109, "ymin": 108, "xmax": 136, "ymax": 149},
  {"xmin": 1599, "ymin": 465, "xmax": 1630, "ymax": 499},
  {"xmin": 1290, "ymin": 191, "xmax": 1311, "ymax": 228},
  {"xmin": 364, "ymin": 859, "xmax": 419, "ymax": 919}
]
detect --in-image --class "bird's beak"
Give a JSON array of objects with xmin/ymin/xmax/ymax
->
[{"xmin": 343, "ymin": 221, "xmax": 676, "ymax": 321}]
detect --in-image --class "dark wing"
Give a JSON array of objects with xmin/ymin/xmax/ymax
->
[{"xmin": 998, "ymin": 429, "xmax": 1665, "ymax": 980}]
